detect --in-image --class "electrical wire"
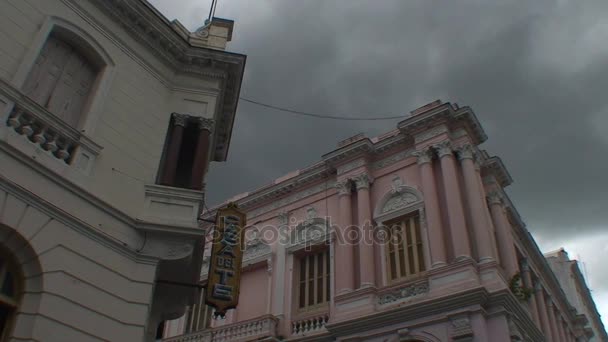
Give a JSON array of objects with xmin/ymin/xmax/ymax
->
[{"xmin": 239, "ymin": 97, "xmax": 408, "ymax": 121}]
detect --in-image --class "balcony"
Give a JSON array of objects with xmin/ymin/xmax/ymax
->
[
  {"xmin": 0, "ymin": 78, "xmax": 102, "ymax": 174},
  {"xmin": 291, "ymin": 312, "xmax": 329, "ymax": 338},
  {"xmin": 165, "ymin": 315, "xmax": 279, "ymax": 342}
]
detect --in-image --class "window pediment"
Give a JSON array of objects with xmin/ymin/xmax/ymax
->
[{"xmin": 374, "ymin": 176, "xmax": 423, "ymax": 223}]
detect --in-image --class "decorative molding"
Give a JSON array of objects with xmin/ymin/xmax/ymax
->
[
  {"xmin": 433, "ymin": 140, "xmax": 453, "ymax": 158},
  {"xmin": 287, "ymin": 218, "xmax": 331, "ymax": 253},
  {"xmin": 377, "ymin": 281, "xmax": 429, "ymax": 305},
  {"xmin": 372, "ymin": 149, "xmax": 415, "ymax": 170},
  {"xmin": 353, "ymin": 173, "xmax": 373, "ymax": 190},
  {"xmin": 414, "ymin": 125, "xmax": 448, "ymax": 143},
  {"xmin": 277, "ymin": 211, "xmax": 289, "ymax": 226},
  {"xmin": 450, "ymin": 316, "xmax": 473, "ymax": 340},
  {"xmin": 374, "ymin": 183, "xmax": 423, "ymax": 224},
  {"xmin": 78, "ymin": 0, "xmax": 247, "ymax": 162},
  {"xmin": 245, "ymin": 180, "xmax": 336, "ymax": 219},
  {"xmin": 337, "ymin": 158, "xmax": 366, "ymax": 175}
]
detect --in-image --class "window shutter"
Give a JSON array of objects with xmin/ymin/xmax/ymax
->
[
  {"xmin": 22, "ymin": 37, "xmax": 72, "ymax": 107},
  {"xmin": 46, "ymin": 49, "xmax": 96, "ymax": 127}
]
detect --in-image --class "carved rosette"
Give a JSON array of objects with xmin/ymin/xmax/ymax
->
[
  {"xmin": 194, "ymin": 117, "xmax": 214, "ymax": 132},
  {"xmin": 335, "ymin": 180, "xmax": 352, "ymax": 196},
  {"xmin": 353, "ymin": 173, "xmax": 372, "ymax": 190},
  {"xmin": 413, "ymin": 147, "xmax": 434, "ymax": 165},
  {"xmin": 456, "ymin": 144, "xmax": 475, "ymax": 161},
  {"xmin": 433, "ymin": 140, "xmax": 454, "ymax": 158},
  {"xmin": 172, "ymin": 113, "xmax": 189, "ymax": 127}
]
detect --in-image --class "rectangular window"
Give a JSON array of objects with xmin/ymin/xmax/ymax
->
[
  {"xmin": 298, "ymin": 249, "xmax": 330, "ymax": 310},
  {"xmin": 184, "ymin": 288, "xmax": 213, "ymax": 333},
  {"xmin": 386, "ymin": 213, "xmax": 425, "ymax": 281}
]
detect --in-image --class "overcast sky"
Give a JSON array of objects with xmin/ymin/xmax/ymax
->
[{"xmin": 150, "ymin": 0, "xmax": 608, "ymax": 327}]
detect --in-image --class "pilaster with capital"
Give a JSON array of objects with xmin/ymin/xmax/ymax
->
[
  {"xmin": 534, "ymin": 281, "xmax": 553, "ymax": 340},
  {"xmin": 414, "ymin": 146, "xmax": 446, "ymax": 267},
  {"xmin": 335, "ymin": 179, "xmax": 355, "ymax": 293},
  {"xmin": 487, "ymin": 191, "xmax": 519, "ymax": 277},
  {"xmin": 433, "ymin": 141, "xmax": 471, "ymax": 259},
  {"xmin": 520, "ymin": 258, "xmax": 540, "ymax": 326},
  {"xmin": 190, "ymin": 118, "xmax": 214, "ymax": 190},
  {"xmin": 457, "ymin": 144, "xmax": 495, "ymax": 263},
  {"xmin": 354, "ymin": 172, "xmax": 375, "ymax": 287}
]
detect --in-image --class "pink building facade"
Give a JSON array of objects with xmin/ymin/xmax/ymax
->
[{"xmin": 163, "ymin": 101, "xmax": 604, "ymax": 342}]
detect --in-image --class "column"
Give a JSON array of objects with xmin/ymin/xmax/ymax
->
[
  {"xmin": 488, "ymin": 191, "xmax": 519, "ymax": 277},
  {"xmin": 558, "ymin": 315, "xmax": 567, "ymax": 342},
  {"xmin": 547, "ymin": 300, "xmax": 561, "ymax": 341},
  {"xmin": 457, "ymin": 145, "xmax": 495, "ymax": 262},
  {"xmin": 434, "ymin": 141, "xmax": 471, "ymax": 259},
  {"xmin": 534, "ymin": 282, "xmax": 553, "ymax": 341},
  {"xmin": 335, "ymin": 180, "xmax": 355, "ymax": 294},
  {"xmin": 413, "ymin": 147, "xmax": 446, "ymax": 267},
  {"xmin": 160, "ymin": 113, "xmax": 188, "ymax": 186},
  {"xmin": 354, "ymin": 173, "xmax": 375, "ymax": 288},
  {"xmin": 272, "ymin": 213, "xmax": 288, "ymax": 318},
  {"xmin": 521, "ymin": 259, "xmax": 540, "ymax": 326},
  {"xmin": 190, "ymin": 117, "xmax": 213, "ymax": 190}
]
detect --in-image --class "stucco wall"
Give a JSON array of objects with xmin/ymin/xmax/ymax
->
[{"xmin": 0, "ymin": 0, "xmax": 221, "ymax": 218}]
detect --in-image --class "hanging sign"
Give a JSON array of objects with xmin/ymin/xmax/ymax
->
[{"xmin": 205, "ymin": 203, "xmax": 246, "ymax": 317}]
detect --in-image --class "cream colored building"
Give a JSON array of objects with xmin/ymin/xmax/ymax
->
[{"xmin": 0, "ymin": 0, "xmax": 245, "ymax": 341}]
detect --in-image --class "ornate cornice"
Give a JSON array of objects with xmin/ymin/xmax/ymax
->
[
  {"xmin": 482, "ymin": 156, "xmax": 513, "ymax": 187},
  {"xmin": 82, "ymin": 0, "xmax": 246, "ymax": 162},
  {"xmin": 397, "ymin": 103, "xmax": 487, "ymax": 146}
]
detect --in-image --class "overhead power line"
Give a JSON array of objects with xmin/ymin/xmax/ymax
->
[{"xmin": 239, "ymin": 97, "xmax": 407, "ymax": 121}]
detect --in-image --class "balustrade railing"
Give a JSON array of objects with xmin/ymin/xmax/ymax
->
[
  {"xmin": 291, "ymin": 312, "xmax": 329, "ymax": 336},
  {"xmin": 165, "ymin": 315, "xmax": 278, "ymax": 342},
  {"xmin": 1, "ymin": 78, "xmax": 101, "ymax": 166}
]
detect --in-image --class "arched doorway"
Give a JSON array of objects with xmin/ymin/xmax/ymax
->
[{"xmin": 0, "ymin": 248, "xmax": 21, "ymax": 341}]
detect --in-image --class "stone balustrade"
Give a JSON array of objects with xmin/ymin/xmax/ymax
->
[
  {"xmin": 164, "ymin": 315, "xmax": 278, "ymax": 342},
  {"xmin": 1, "ymin": 78, "xmax": 101, "ymax": 167},
  {"xmin": 291, "ymin": 312, "xmax": 329, "ymax": 336}
]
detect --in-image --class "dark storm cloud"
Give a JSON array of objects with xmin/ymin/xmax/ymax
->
[
  {"xmin": 150, "ymin": 0, "xmax": 608, "ymax": 237},
  {"xmin": 150, "ymin": 0, "xmax": 608, "ymax": 322}
]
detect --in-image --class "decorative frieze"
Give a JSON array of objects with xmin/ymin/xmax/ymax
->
[
  {"xmin": 372, "ymin": 149, "xmax": 415, "ymax": 170},
  {"xmin": 337, "ymin": 158, "xmax": 366, "ymax": 175},
  {"xmin": 381, "ymin": 191, "xmax": 419, "ymax": 214},
  {"xmin": 377, "ymin": 281, "xmax": 429, "ymax": 305},
  {"xmin": 414, "ymin": 125, "xmax": 448, "ymax": 143}
]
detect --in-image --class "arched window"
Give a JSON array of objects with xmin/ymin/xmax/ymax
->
[
  {"xmin": 22, "ymin": 31, "xmax": 100, "ymax": 128},
  {"xmin": 0, "ymin": 250, "xmax": 21, "ymax": 341}
]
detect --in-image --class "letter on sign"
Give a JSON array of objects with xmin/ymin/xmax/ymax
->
[{"xmin": 205, "ymin": 203, "xmax": 246, "ymax": 317}]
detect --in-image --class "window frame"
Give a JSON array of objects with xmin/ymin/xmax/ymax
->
[
  {"xmin": 10, "ymin": 16, "xmax": 115, "ymax": 136},
  {"xmin": 295, "ymin": 247, "xmax": 331, "ymax": 313},
  {"xmin": 384, "ymin": 212, "xmax": 426, "ymax": 283}
]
